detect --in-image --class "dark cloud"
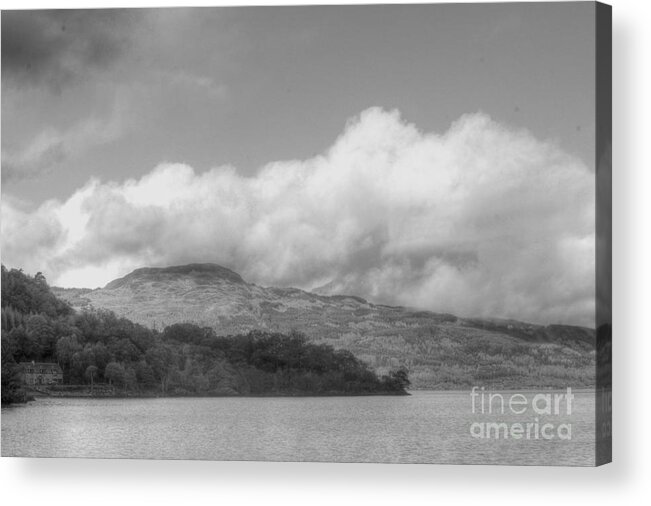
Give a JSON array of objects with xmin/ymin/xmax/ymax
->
[{"xmin": 1, "ymin": 9, "xmax": 140, "ymax": 91}]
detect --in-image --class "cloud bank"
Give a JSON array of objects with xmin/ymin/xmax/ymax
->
[{"xmin": 1, "ymin": 109, "xmax": 595, "ymax": 326}]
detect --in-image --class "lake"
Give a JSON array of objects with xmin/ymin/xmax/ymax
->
[{"xmin": 1, "ymin": 390, "xmax": 596, "ymax": 465}]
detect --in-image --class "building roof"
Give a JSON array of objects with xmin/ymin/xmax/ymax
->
[{"xmin": 19, "ymin": 362, "xmax": 63, "ymax": 373}]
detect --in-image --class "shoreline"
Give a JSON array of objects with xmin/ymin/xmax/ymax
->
[
  {"xmin": 3, "ymin": 387, "xmax": 602, "ymax": 406},
  {"xmin": 3, "ymin": 389, "xmax": 410, "ymax": 404}
]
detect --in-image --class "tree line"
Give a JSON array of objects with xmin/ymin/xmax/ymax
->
[{"xmin": 1, "ymin": 266, "xmax": 409, "ymax": 404}]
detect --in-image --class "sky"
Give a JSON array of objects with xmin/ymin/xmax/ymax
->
[{"xmin": 1, "ymin": 3, "xmax": 597, "ymax": 326}]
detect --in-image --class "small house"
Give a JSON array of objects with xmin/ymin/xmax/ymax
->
[{"xmin": 20, "ymin": 362, "xmax": 63, "ymax": 386}]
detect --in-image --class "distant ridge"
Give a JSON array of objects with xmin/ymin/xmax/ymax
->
[{"xmin": 53, "ymin": 263, "xmax": 597, "ymax": 390}]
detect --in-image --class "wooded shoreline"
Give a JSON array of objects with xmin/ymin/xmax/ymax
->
[{"xmin": 2, "ymin": 267, "xmax": 411, "ymax": 406}]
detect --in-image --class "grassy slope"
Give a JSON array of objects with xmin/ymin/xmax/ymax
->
[{"xmin": 53, "ymin": 264, "xmax": 595, "ymax": 389}]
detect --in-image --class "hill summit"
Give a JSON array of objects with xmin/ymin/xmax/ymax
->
[{"xmin": 105, "ymin": 263, "xmax": 245, "ymax": 289}]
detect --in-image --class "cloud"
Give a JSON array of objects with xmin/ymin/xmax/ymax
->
[
  {"xmin": 1, "ymin": 10, "xmax": 140, "ymax": 92},
  {"xmin": 165, "ymin": 71, "xmax": 229, "ymax": 100},
  {"xmin": 1, "ymin": 104, "xmax": 125, "ymax": 184},
  {"xmin": 0, "ymin": 108, "xmax": 595, "ymax": 326}
]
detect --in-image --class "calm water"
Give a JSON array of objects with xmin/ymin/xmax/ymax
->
[{"xmin": 1, "ymin": 390, "xmax": 595, "ymax": 465}]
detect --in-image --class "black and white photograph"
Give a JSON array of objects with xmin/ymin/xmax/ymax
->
[{"xmin": 1, "ymin": 2, "xmax": 611, "ymax": 468}]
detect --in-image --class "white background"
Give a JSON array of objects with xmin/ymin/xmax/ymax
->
[{"xmin": 0, "ymin": 0, "xmax": 648, "ymax": 505}]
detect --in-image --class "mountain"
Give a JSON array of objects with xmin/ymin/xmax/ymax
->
[{"xmin": 53, "ymin": 263, "xmax": 596, "ymax": 389}]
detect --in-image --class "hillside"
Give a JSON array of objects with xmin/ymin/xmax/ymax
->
[
  {"xmin": 53, "ymin": 263, "xmax": 596, "ymax": 389},
  {"xmin": 2, "ymin": 266, "xmax": 409, "ymax": 403}
]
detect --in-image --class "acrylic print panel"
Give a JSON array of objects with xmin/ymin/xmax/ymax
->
[{"xmin": 0, "ymin": 2, "xmax": 611, "ymax": 465}]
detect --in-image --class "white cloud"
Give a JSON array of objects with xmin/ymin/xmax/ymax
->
[{"xmin": 0, "ymin": 108, "xmax": 595, "ymax": 325}]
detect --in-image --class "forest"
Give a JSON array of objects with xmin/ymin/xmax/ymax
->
[{"xmin": 1, "ymin": 266, "xmax": 410, "ymax": 404}]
